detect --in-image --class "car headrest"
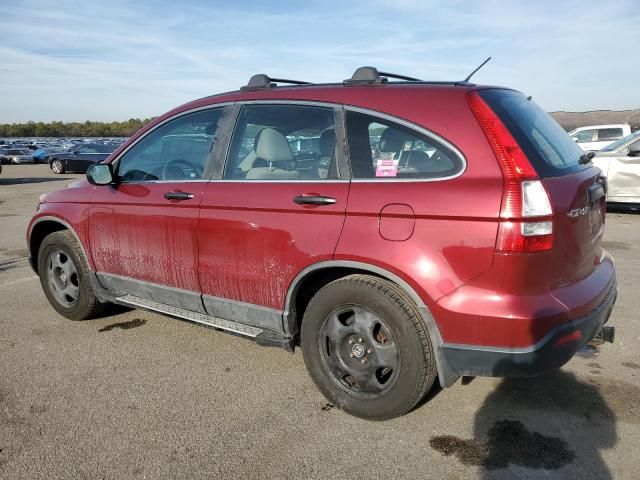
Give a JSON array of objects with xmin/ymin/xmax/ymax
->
[
  {"xmin": 405, "ymin": 150, "xmax": 430, "ymax": 168},
  {"xmin": 254, "ymin": 128, "xmax": 293, "ymax": 162},
  {"xmin": 379, "ymin": 127, "xmax": 408, "ymax": 153},
  {"xmin": 319, "ymin": 128, "xmax": 336, "ymax": 156}
]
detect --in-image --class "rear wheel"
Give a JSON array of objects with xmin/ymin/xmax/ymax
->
[
  {"xmin": 301, "ymin": 274, "xmax": 436, "ymax": 420},
  {"xmin": 50, "ymin": 159, "xmax": 64, "ymax": 174},
  {"xmin": 38, "ymin": 231, "xmax": 107, "ymax": 320}
]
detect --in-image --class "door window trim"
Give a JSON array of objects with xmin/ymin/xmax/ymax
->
[{"xmin": 108, "ymin": 103, "xmax": 234, "ymax": 184}]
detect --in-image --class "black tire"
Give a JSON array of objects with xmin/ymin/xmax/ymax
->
[
  {"xmin": 301, "ymin": 274, "xmax": 436, "ymax": 420},
  {"xmin": 37, "ymin": 230, "xmax": 107, "ymax": 320},
  {"xmin": 50, "ymin": 159, "xmax": 65, "ymax": 174}
]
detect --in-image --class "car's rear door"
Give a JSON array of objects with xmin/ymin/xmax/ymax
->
[
  {"xmin": 89, "ymin": 106, "xmax": 228, "ymax": 312},
  {"xmin": 197, "ymin": 103, "xmax": 349, "ymax": 332}
]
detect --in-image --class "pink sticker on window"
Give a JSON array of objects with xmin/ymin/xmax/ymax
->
[{"xmin": 375, "ymin": 159, "xmax": 399, "ymax": 177}]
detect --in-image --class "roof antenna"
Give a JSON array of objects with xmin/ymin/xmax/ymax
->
[{"xmin": 463, "ymin": 57, "xmax": 492, "ymax": 82}]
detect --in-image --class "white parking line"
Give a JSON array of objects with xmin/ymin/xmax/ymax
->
[{"xmin": 0, "ymin": 275, "xmax": 38, "ymax": 288}]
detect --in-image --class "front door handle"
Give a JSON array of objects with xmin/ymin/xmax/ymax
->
[
  {"xmin": 164, "ymin": 191, "xmax": 194, "ymax": 201},
  {"xmin": 293, "ymin": 195, "xmax": 337, "ymax": 206}
]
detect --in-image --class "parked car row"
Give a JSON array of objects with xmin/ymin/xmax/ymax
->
[{"xmin": 0, "ymin": 138, "xmax": 125, "ymax": 172}]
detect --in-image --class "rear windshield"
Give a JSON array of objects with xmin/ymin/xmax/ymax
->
[{"xmin": 479, "ymin": 89, "xmax": 585, "ymax": 177}]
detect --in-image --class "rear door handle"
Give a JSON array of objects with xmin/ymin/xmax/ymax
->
[
  {"xmin": 164, "ymin": 191, "xmax": 194, "ymax": 201},
  {"xmin": 293, "ymin": 195, "xmax": 337, "ymax": 206}
]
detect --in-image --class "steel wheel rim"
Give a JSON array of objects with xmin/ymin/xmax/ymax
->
[
  {"xmin": 318, "ymin": 305, "xmax": 400, "ymax": 396},
  {"xmin": 46, "ymin": 249, "xmax": 80, "ymax": 308}
]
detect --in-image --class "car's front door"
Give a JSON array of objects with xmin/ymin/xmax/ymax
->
[
  {"xmin": 198, "ymin": 103, "xmax": 350, "ymax": 332},
  {"xmin": 89, "ymin": 107, "xmax": 227, "ymax": 312},
  {"xmin": 572, "ymin": 129, "xmax": 596, "ymax": 151}
]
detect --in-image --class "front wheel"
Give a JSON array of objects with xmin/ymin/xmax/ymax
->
[
  {"xmin": 38, "ymin": 231, "xmax": 107, "ymax": 320},
  {"xmin": 301, "ymin": 274, "xmax": 436, "ymax": 420},
  {"xmin": 50, "ymin": 159, "xmax": 65, "ymax": 174}
]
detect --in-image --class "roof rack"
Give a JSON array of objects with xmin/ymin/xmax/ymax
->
[
  {"xmin": 241, "ymin": 74, "xmax": 311, "ymax": 91},
  {"xmin": 240, "ymin": 59, "xmax": 492, "ymax": 91}
]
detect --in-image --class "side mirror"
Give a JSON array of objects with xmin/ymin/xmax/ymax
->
[{"xmin": 86, "ymin": 163, "xmax": 114, "ymax": 185}]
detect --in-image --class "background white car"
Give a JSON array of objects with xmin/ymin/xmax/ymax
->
[
  {"xmin": 569, "ymin": 124, "xmax": 632, "ymax": 152},
  {"xmin": 593, "ymin": 130, "xmax": 640, "ymax": 207}
]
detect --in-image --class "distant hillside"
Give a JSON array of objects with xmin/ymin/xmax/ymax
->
[{"xmin": 550, "ymin": 109, "xmax": 640, "ymax": 132}]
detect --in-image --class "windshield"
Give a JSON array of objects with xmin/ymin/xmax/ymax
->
[
  {"xmin": 600, "ymin": 130, "xmax": 640, "ymax": 152},
  {"xmin": 79, "ymin": 144, "xmax": 117, "ymax": 153},
  {"xmin": 479, "ymin": 89, "xmax": 585, "ymax": 177}
]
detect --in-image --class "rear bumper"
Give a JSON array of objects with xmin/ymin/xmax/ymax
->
[{"xmin": 440, "ymin": 282, "xmax": 617, "ymax": 377}]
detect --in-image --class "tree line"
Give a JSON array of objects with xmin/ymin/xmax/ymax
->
[{"xmin": 0, "ymin": 118, "xmax": 154, "ymax": 138}]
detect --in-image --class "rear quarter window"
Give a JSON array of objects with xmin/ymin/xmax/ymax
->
[
  {"xmin": 479, "ymin": 89, "xmax": 586, "ymax": 178},
  {"xmin": 345, "ymin": 110, "xmax": 464, "ymax": 180}
]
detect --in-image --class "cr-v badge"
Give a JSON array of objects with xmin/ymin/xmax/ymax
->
[{"xmin": 567, "ymin": 206, "xmax": 589, "ymax": 218}]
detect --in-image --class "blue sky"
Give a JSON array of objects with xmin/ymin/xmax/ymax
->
[{"xmin": 1, "ymin": 0, "xmax": 638, "ymax": 122}]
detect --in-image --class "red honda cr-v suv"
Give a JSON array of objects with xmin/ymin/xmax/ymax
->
[{"xmin": 27, "ymin": 67, "xmax": 617, "ymax": 419}]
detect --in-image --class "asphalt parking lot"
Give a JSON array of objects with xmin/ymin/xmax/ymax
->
[{"xmin": 1, "ymin": 164, "xmax": 639, "ymax": 480}]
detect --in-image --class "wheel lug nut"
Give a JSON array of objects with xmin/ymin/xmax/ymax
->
[
  {"xmin": 358, "ymin": 338, "xmax": 363, "ymax": 342},
  {"xmin": 360, "ymin": 358, "xmax": 367, "ymax": 364},
  {"xmin": 348, "ymin": 339, "xmax": 354, "ymax": 344},
  {"xmin": 367, "ymin": 349, "xmax": 373, "ymax": 354},
  {"xmin": 350, "ymin": 353, "xmax": 355, "ymax": 358}
]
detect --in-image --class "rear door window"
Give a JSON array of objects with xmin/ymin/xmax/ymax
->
[
  {"xmin": 597, "ymin": 128, "xmax": 623, "ymax": 141},
  {"xmin": 479, "ymin": 89, "xmax": 586, "ymax": 177},
  {"xmin": 224, "ymin": 104, "xmax": 338, "ymax": 180},
  {"xmin": 345, "ymin": 110, "xmax": 463, "ymax": 179}
]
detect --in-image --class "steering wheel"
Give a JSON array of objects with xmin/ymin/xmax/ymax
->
[{"xmin": 161, "ymin": 158, "xmax": 203, "ymax": 180}]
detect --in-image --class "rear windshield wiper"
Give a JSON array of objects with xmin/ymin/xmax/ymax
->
[{"xmin": 579, "ymin": 152, "xmax": 596, "ymax": 165}]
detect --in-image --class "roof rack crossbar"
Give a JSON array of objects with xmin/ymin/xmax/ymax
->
[
  {"xmin": 378, "ymin": 71, "xmax": 422, "ymax": 82},
  {"xmin": 269, "ymin": 77, "xmax": 311, "ymax": 85},
  {"xmin": 241, "ymin": 74, "xmax": 311, "ymax": 91}
]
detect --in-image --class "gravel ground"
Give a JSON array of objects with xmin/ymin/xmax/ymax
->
[{"xmin": 1, "ymin": 164, "xmax": 639, "ymax": 479}]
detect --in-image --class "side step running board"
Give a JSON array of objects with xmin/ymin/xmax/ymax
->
[
  {"xmin": 115, "ymin": 294, "xmax": 295, "ymax": 352},
  {"xmin": 116, "ymin": 294, "xmax": 264, "ymax": 337}
]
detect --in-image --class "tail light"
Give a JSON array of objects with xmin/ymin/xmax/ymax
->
[{"xmin": 467, "ymin": 91, "xmax": 553, "ymax": 253}]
